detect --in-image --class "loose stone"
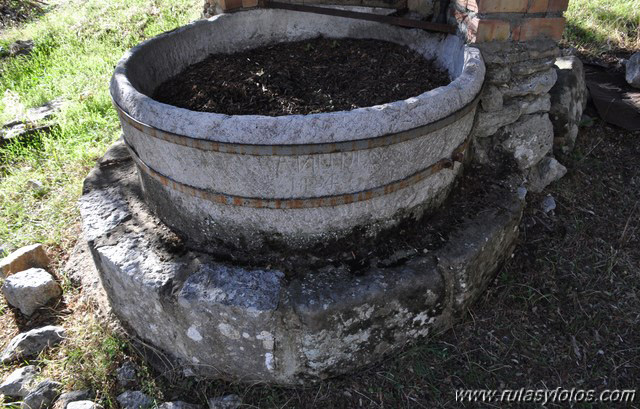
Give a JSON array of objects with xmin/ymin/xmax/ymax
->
[
  {"xmin": 116, "ymin": 391, "xmax": 153, "ymax": 409},
  {"xmin": 2, "ymin": 268, "xmax": 62, "ymax": 316},
  {"xmin": 66, "ymin": 401, "xmax": 103, "ymax": 409},
  {"xmin": 0, "ymin": 366, "xmax": 38, "ymax": 397},
  {"xmin": 0, "ymin": 243, "xmax": 49, "ymax": 278},
  {"xmin": 1, "ymin": 326, "xmax": 66, "ymax": 363},
  {"xmin": 21, "ymin": 379, "xmax": 61, "ymax": 409}
]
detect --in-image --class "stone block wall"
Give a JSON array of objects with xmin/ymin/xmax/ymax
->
[{"xmin": 452, "ymin": 0, "xmax": 569, "ymax": 188}]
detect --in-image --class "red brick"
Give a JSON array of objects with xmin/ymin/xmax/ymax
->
[
  {"xmin": 219, "ymin": 0, "xmax": 243, "ymax": 11},
  {"xmin": 242, "ymin": 0, "xmax": 259, "ymax": 7},
  {"xmin": 512, "ymin": 17, "xmax": 566, "ymax": 41},
  {"xmin": 467, "ymin": 0, "xmax": 527, "ymax": 13},
  {"xmin": 527, "ymin": 0, "xmax": 549, "ymax": 13},
  {"xmin": 548, "ymin": 0, "xmax": 569, "ymax": 12},
  {"xmin": 466, "ymin": 17, "xmax": 511, "ymax": 43}
]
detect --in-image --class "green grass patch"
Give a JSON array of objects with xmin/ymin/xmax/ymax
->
[
  {"xmin": 564, "ymin": 0, "xmax": 640, "ymax": 55},
  {"xmin": 0, "ymin": 0, "xmax": 200, "ymax": 253}
]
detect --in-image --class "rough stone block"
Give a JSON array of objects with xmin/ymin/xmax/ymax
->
[
  {"xmin": 0, "ymin": 243, "xmax": 49, "ymax": 278},
  {"xmin": 502, "ymin": 68, "xmax": 558, "ymax": 98},
  {"xmin": 549, "ymin": 56, "xmax": 588, "ymax": 154},
  {"xmin": 480, "ymin": 85, "xmax": 504, "ymax": 112},
  {"xmin": 528, "ymin": 156, "xmax": 567, "ymax": 192},
  {"xmin": 502, "ymin": 113, "xmax": 554, "ymax": 170},
  {"xmin": 2, "ymin": 268, "xmax": 62, "ymax": 316},
  {"xmin": 625, "ymin": 52, "xmax": 640, "ymax": 89}
]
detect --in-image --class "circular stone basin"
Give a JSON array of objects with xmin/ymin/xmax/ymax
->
[{"xmin": 110, "ymin": 9, "xmax": 485, "ymax": 250}]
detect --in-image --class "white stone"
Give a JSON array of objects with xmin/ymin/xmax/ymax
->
[
  {"xmin": 2, "ymin": 268, "xmax": 62, "ymax": 316},
  {"xmin": 625, "ymin": 52, "xmax": 640, "ymax": 89},
  {"xmin": 67, "ymin": 401, "xmax": 103, "ymax": 409}
]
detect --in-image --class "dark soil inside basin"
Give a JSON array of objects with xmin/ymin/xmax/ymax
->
[{"xmin": 152, "ymin": 37, "xmax": 450, "ymax": 116}]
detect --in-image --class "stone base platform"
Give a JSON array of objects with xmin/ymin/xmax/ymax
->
[{"xmin": 79, "ymin": 141, "xmax": 524, "ymax": 385}]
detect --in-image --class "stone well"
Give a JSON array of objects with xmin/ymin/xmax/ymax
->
[
  {"xmin": 82, "ymin": 0, "xmax": 573, "ymax": 385},
  {"xmin": 111, "ymin": 9, "xmax": 484, "ymax": 250}
]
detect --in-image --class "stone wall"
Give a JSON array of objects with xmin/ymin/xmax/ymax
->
[{"xmin": 451, "ymin": 0, "xmax": 569, "ymax": 189}]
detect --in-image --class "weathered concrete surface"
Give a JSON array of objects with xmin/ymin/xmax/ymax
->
[
  {"xmin": 80, "ymin": 142, "xmax": 523, "ymax": 384},
  {"xmin": 550, "ymin": 56, "xmax": 588, "ymax": 154},
  {"xmin": 111, "ymin": 8, "xmax": 484, "ymax": 249}
]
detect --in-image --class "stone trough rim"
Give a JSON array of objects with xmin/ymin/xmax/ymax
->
[{"xmin": 109, "ymin": 8, "xmax": 485, "ymax": 145}]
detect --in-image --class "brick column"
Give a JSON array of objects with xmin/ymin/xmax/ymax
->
[{"xmin": 452, "ymin": 0, "xmax": 570, "ymax": 188}]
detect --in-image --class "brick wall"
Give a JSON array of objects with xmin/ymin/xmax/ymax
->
[{"xmin": 452, "ymin": 0, "xmax": 568, "ymax": 43}]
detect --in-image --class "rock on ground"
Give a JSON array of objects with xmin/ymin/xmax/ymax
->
[
  {"xmin": 207, "ymin": 395, "xmax": 241, "ymax": 409},
  {"xmin": 157, "ymin": 402, "xmax": 203, "ymax": 409},
  {"xmin": 0, "ymin": 243, "xmax": 49, "ymax": 278},
  {"xmin": 2, "ymin": 268, "xmax": 62, "ymax": 316},
  {"xmin": 542, "ymin": 195, "xmax": 557, "ymax": 214},
  {"xmin": 116, "ymin": 361, "xmax": 138, "ymax": 389},
  {"xmin": 0, "ymin": 365, "xmax": 38, "ymax": 397},
  {"xmin": 626, "ymin": 52, "xmax": 640, "ymax": 89},
  {"xmin": 116, "ymin": 391, "xmax": 153, "ymax": 409},
  {"xmin": 528, "ymin": 157, "xmax": 568, "ymax": 193},
  {"xmin": 1, "ymin": 326, "xmax": 66, "ymax": 363},
  {"xmin": 549, "ymin": 56, "xmax": 588, "ymax": 154},
  {"xmin": 54, "ymin": 390, "xmax": 93, "ymax": 409},
  {"xmin": 21, "ymin": 379, "xmax": 61, "ymax": 409},
  {"xmin": 66, "ymin": 401, "xmax": 102, "ymax": 409},
  {"xmin": 9, "ymin": 40, "xmax": 33, "ymax": 56}
]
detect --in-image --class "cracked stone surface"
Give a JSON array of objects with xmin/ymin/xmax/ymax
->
[{"xmin": 80, "ymin": 142, "xmax": 524, "ymax": 384}]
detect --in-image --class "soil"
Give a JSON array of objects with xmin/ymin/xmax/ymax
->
[
  {"xmin": 0, "ymin": 0, "xmax": 43, "ymax": 29},
  {"xmin": 152, "ymin": 37, "xmax": 450, "ymax": 116}
]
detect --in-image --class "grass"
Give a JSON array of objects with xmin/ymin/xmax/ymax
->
[
  {"xmin": 0, "ymin": 0, "xmax": 200, "ymax": 254},
  {"xmin": 0, "ymin": 0, "xmax": 639, "ymax": 408},
  {"xmin": 564, "ymin": 0, "xmax": 640, "ymax": 55}
]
